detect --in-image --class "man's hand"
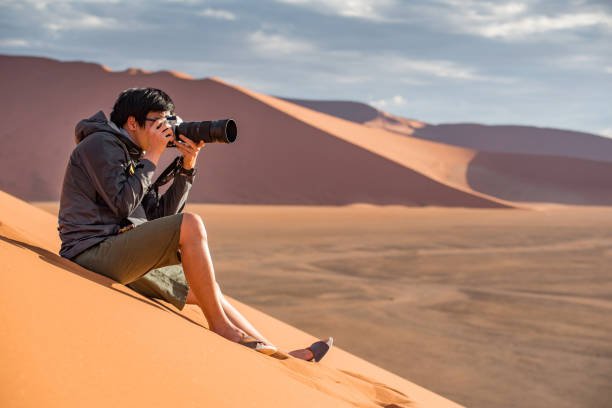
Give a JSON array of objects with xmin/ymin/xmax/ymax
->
[
  {"xmin": 175, "ymin": 134, "xmax": 205, "ymax": 170},
  {"xmin": 143, "ymin": 118, "xmax": 173, "ymax": 165}
]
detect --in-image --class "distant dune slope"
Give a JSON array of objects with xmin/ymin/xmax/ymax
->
[
  {"xmin": 0, "ymin": 55, "xmax": 503, "ymax": 207},
  {"xmin": 285, "ymin": 99, "xmax": 612, "ymax": 163},
  {"xmin": 2, "ymin": 54, "xmax": 612, "ymax": 206},
  {"xmin": 250, "ymin": 89, "xmax": 612, "ymax": 207},
  {"xmin": 282, "ymin": 98, "xmax": 381, "ymax": 123},
  {"xmin": 282, "ymin": 97, "xmax": 425, "ymax": 137},
  {"xmin": 466, "ymin": 152, "xmax": 612, "ymax": 204},
  {"xmin": 414, "ymin": 124, "xmax": 612, "ymax": 163},
  {"xmin": 0, "ymin": 189, "xmax": 461, "ymax": 408}
]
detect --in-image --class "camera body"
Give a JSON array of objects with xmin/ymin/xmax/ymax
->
[{"xmin": 164, "ymin": 115, "xmax": 238, "ymax": 147}]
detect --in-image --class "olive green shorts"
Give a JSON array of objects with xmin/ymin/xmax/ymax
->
[{"xmin": 73, "ymin": 213, "xmax": 190, "ymax": 310}]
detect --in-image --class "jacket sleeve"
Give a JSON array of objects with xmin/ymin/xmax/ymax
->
[
  {"xmin": 78, "ymin": 134, "xmax": 156, "ymax": 219},
  {"xmin": 143, "ymin": 172, "xmax": 195, "ymax": 220}
]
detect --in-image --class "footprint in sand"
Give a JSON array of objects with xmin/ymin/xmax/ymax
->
[
  {"xmin": 276, "ymin": 354, "xmax": 413, "ymax": 408},
  {"xmin": 339, "ymin": 370, "xmax": 413, "ymax": 408}
]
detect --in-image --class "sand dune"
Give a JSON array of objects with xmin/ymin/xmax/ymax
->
[
  {"xmin": 282, "ymin": 97, "xmax": 425, "ymax": 137},
  {"xmin": 3, "ymin": 54, "xmax": 612, "ymax": 207},
  {"xmin": 0, "ymin": 189, "xmax": 461, "ymax": 407},
  {"xmin": 33, "ymin": 199, "xmax": 612, "ymax": 408},
  {"xmin": 236, "ymin": 84, "xmax": 612, "ymax": 206},
  {"xmin": 413, "ymin": 123, "xmax": 612, "ymax": 162},
  {"xmin": 0, "ymin": 55, "xmax": 504, "ymax": 207},
  {"xmin": 285, "ymin": 99, "xmax": 612, "ymax": 162}
]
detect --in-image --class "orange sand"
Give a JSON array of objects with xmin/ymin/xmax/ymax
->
[
  {"xmin": 0, "ymin": 190, "xmax": 461, "ymax": 407},
  {"xmin": 4, "ymin": 55, "xmax": 612, "ymax": 207}
]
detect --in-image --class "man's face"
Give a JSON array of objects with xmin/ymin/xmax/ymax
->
[{"xmin": 130, "ymin": 110, "xmax": 172, "ymax": 150}]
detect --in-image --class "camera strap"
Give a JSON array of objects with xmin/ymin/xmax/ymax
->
[
  {"xmin": 151, "ymin": 155, "xmax": 184, "ymax": 190},
  {"xmin": 112, "ymin": 133, "xmax": 183, "ymax": 191}
]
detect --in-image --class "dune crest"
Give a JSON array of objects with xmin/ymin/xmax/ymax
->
[
  {"xmin": 0, "ymin": 55, "xmax": 505, "ymax": 207},
  {"xmin": 282, "ymin": 97, "xmax": 426, "ymax": 136},
  {"xmin": 0, "ymin": 190, "xmax": 461, "ymax": 407},
  {"xmin": 3, "ymin": 54, "xmax": 612, "ymax": 207}
]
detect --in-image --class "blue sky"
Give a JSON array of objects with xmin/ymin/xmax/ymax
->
[{"xmin": 1, "ymin": 0, "xmax": 611, "ymax": 136}]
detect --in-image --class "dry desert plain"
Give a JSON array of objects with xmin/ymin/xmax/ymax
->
[{"xmin": 35, "ymin": 202, "xmax": 612, "ymax": 408}]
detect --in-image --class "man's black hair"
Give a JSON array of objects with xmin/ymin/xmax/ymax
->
[{"xmin": 110, "ymin": 87, "xmax": 175, "ymax": 128}]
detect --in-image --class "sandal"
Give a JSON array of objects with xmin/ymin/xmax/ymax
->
[
  {"xmin": 307, "ymin": 337, "xmax": 333, "ymax": 362},
  {"xmin": 238, "ymin": 334, "xmax": 278, "ymax": 356}
]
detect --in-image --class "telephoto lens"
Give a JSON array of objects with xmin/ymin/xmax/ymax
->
[{"xmin": 165, "ymin": 116, "xmax": 238, "ymax": 147}]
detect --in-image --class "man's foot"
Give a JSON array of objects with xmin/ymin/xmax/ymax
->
[
  {"xmin": 215, "ymin": 326, "xmax": 278, "ymax": 355},
  {"xmin": 238, "ymin": 334, "xmax": 278, "ymax": 355},
  {"xmin": 289, "ymin": 337, "xmax": 333, "ymax": 362}
]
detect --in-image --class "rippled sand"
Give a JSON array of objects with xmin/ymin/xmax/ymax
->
[{"xmin": 37, "ymin": 202, "xmax": 612, "ymax": 408}]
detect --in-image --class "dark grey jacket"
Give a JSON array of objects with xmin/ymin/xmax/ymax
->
[{"xmin": 58, "ymin": 111, "xmax": 194, "ymax": 259}]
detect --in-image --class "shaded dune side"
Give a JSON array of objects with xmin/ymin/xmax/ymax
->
[
  {"xmin": 0, "ymin": 55, "xmax": 503, "ymax": 207},
  {"xmin": 171, "ymin": 79, "xmax": 507, "ymax": 207},
  {"xmin": 0, "ymin": 56, "xmax": 189, "ymax": 200},
  {"xmin": 266, "ymin": 94, "xmax": 612, "ymax": 207},
  {"xmin": 281, "ymin": 98, "xmax": 380, "ymax": 123},
  {"xmin": 282, "ymin": 97, "xmax": 424, "ymax": 137},
  {"xmin": 223, "ymin": 83, "xmax": 514, "ymax": 208},
  {"xmin": 6, "ymin": 55, "xmax": 612, "ymax": 207},
  {"xmin": 284, "ymin": 98, "xmax": 612, "ymax": 164},
  {"xmin": 467, "ymin": 152, "xmax": 612, "ymax": 205},
  {"xmin": 0, "ymin": 190, "xmax": 462, "ymax": 408},
  {"xmin": 414, "ymin": 124, "xmax": 612, "ymax": 163}
]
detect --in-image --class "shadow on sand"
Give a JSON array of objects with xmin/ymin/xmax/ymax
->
[{"xmin": 0, "ymin": 233, "xmax": 205, "ymax": 328}]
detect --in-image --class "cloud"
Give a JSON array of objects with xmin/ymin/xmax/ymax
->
[
  {"xmin": 370, "ymin": 94, "xmax": 407, "ymax": 109},
  {"xmin": 601, "ymin": 128, "xmax": 612, "ymax": 138},
  {"xmin": 476, "ymin": 12, "xmax": 612, "ymax": 38},
  {"xmin": 1, "ymin": 0, "xmax": 122, "ymax": 32},
  {"xmin": 1, "ymin": 0, "xmax": 609, "ymax": 136},
  {"xmin": 431, "ymin": 1, "xmax": 612, "ymax": 40},
  {"xmin": 197, "ymin": 8, "xmax": 237, "ymax": 21},
  {"xmin": 550, "ymin": 54, "xmax": 612, "ymax": 75},
  {"xmin": 165, "ymin": 0, "xmax": 205, "ymax": 3},
  {"xmin": 384, "ymin": 55, "xmax": 511, "ymax": 82},
  {"xmin": 45, "ymin": 14, "xmax": 118, "ymax": 32},
  {"xmin": 275, "ymin": 1, "xmax": 612, "ymax": 38},
  {"xmin": 276, "ymin": 0, "xmax": 398, "ymax": 22},
  {"xmin": 387, "ymin": 57, "xmax": 482, "ymax": 80},
  {"xmin": 247, "ymin": 30, "xmax": 316, "ymax": 56},
  {"xmin": 0, "ymin": 38, "xmax": 31, "ymax": 47},
  {"xmin": 244, "ymin": 27, "xmax": 509, "ymax": 88},
  {"xmin": 441, "ymin": 0, "xmax": 529, "ymax": 22}
]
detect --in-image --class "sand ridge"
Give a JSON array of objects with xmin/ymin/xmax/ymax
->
[
  {"xmin": 284, "ymin": 98, "xmax": 612, "ymax": 163},
  {"xmin": 222, "ymin": 78, "xmax": 514, "ymax": 207},
  {"xmin": 0, "ymin": 190, "xmax": 462, "ymax": 407},
  {"xmin": 4, "ymin": 54, "xmax": 612, "ymax": 207},
  {"xmin": 29, "ymin": 200, "xmax": 612, "ymax": 407}
]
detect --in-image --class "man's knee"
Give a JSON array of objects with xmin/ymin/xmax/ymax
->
[{"xmin": 180, "ymin": 212, "xmax": 207, "ymax": 244}]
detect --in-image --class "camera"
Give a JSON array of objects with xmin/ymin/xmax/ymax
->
[{"xmin": 163, "ymin": 115, "xmax": 238, "ymax": 147}]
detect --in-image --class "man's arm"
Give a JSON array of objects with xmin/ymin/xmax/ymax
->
[
  {"xmin": 78, "ymin": 134, "xmax": 156, "ymax": 219},
  {"xmin": 144, "ymin": 134, "xmax": 204, "ymax": 219},
  {"xmin": 144, "ymin": 171, "xmax": 195, "ymax": 220}
]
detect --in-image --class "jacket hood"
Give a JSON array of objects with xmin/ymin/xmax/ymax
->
[{"xmin": 75, "ymin": 111, "xmax": 143, "ymax": 157}]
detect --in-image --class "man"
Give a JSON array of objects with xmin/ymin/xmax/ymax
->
[{"xmin": 58, "ymin": 87, "xmax": 330, "ymax": 361}]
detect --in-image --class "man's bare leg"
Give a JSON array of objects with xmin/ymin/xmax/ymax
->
[
  {"xmin": 186, "ymin": 284, "xmax": 271, "ymax": 345},
  {"xmin": 179, "ymin": 212, "xmax": 243, "ymax": 343},
  {"xmin": 185, "ymin": 283, "xmax": 315, "ymax": 361},
  {"xmin": 217, "ymin": 283, "xmax": 273, "ymax": 344}
]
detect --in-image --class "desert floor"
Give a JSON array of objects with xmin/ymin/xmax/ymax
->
[{"xmin": 36, "ymin": 202, "xmax": 612, "ymax": 408}]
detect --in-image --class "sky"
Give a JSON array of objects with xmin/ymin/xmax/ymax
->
[{"xmin": 1, "ymin": 0, "xmax": 611, "ymax": 136}]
